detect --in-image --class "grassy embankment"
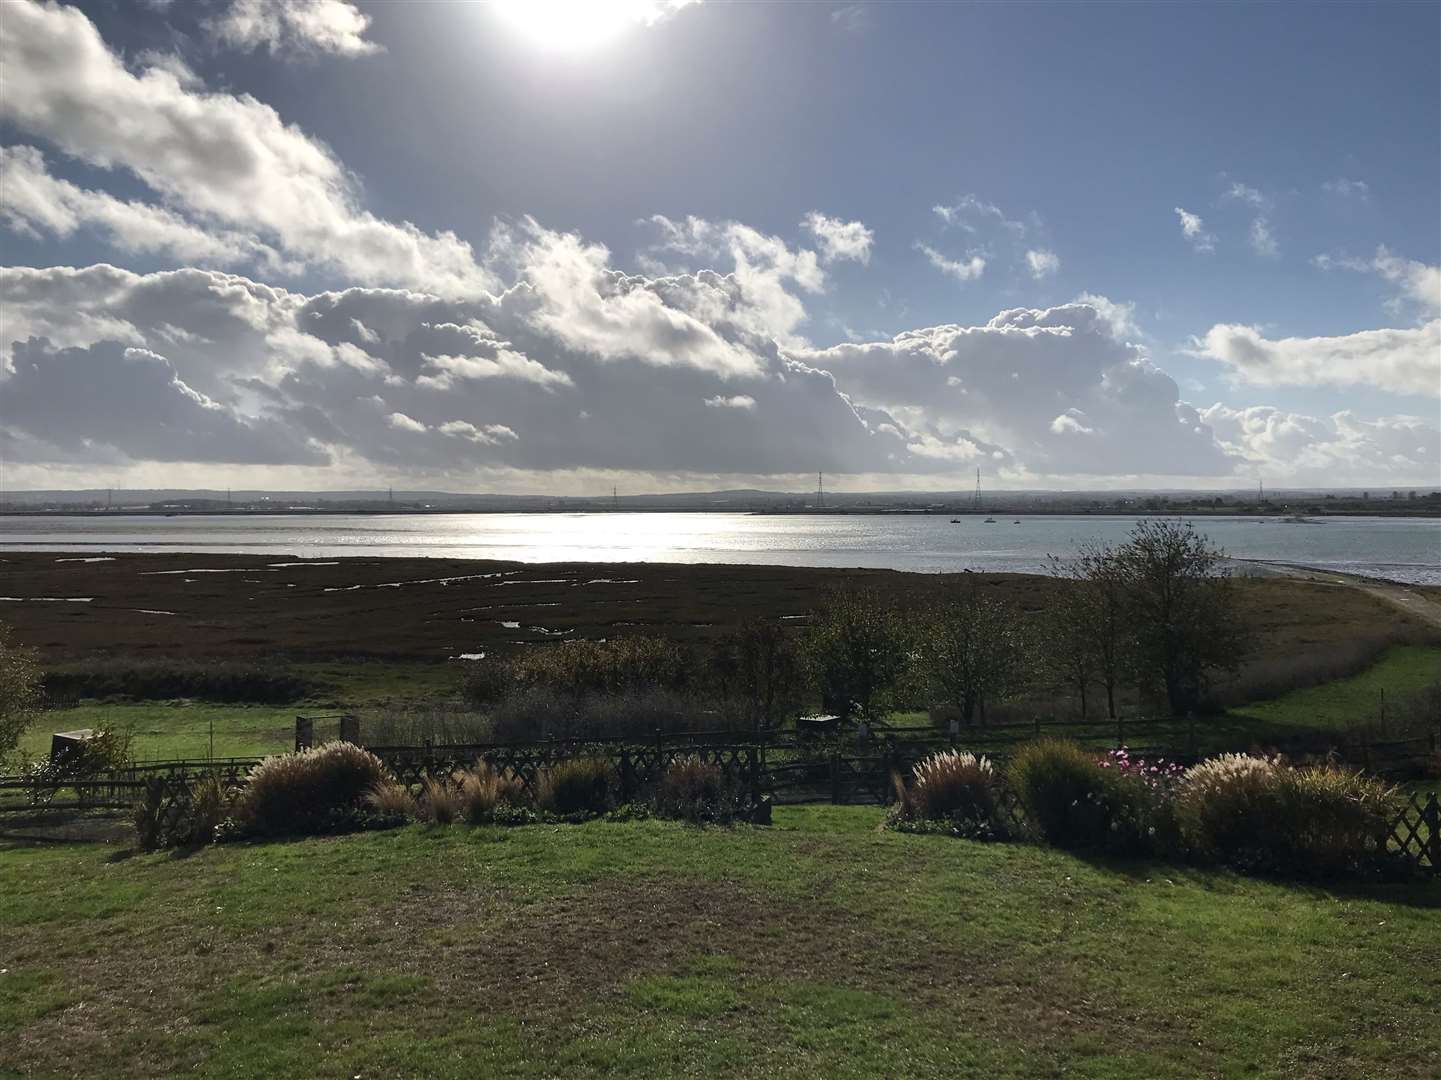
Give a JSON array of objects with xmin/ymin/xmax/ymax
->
[{"xmin": 2, "ymin": 804, "xmax": 1437, "ymax": 1080}]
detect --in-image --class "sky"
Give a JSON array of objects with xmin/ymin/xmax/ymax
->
[{"xmin": 1, "ymin": 0, "xmax": 1438, "ymax": 494}]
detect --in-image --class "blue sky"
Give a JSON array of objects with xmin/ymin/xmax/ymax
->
[{"xmin": 1, "ymin": 0, "xmax": 1437, "ymax": 491}]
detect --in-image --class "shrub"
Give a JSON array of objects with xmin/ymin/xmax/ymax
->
[
  {"xmin": 0, "ymin": 622, "xmax": 42, "ymax": 769},
  {"xmin": 1008, "ymin": 739, "xmax": 1109, "ymax": 848},
  {"xmin": 361, "ymin": 705, "xmax": 493, "ymax": 747},
  {"xmin": 488, "ymin": 687, "xmax": 732, "ymax": 742},
  {"xmin": 918, "ymin": 749, "xmax": 1001, "ymax": 817},
  {"xmin": 708, "ymin": 618, "xmax": 805, "ymax": 732},
  {"xmin": 458, "ymin": 659, "xmax": 514, "ymax": 707},
  {"xmin": 130, "ymin": 772, "xmax": 233, "ymax": 850},
  {"xmin": 27, "ymin": 724, "xmax": 132, "ymax": 806},
  {"xmin": 43, "ymin": 658, "xmax": 313, "ymax": 705},
  {"xmin": 890, "ymin": 750, "xmax": 1008, "ymax": 841},
  {"xmin": 364, "ymin": 780, "xmax": 418, "ymax": 820},
  {"xmin": 236, "ymin": 742, "xmax": 389, "ymax": 836},
  {"xmin": 654, "ymin": 756, "xmax": 741, "ymax": 823},
  {"xmin": 1178, "ymin": 755, "xmax": 1399, "ymax": 876},
  {"xmin": 1269, "ymin": 766, "xmax": 1397, "ymax": 876},
  {"xmin": 132, "ymin": 776, "xmax": 168, "ymax": 851},
  {"xmin": 184, "ymin": 773, "xmax": 230, "ymax": 846},
  {"xmin": 1175, "ymin": 753, "xmax": 1279, "ymax": 864},
  {"xmin": 804, "ymin": 587, "xmax": 909, "ymax": 721},
  {"xmin": 507, "ymin": 637, "xmax": 695, "ymax": 699},
  {"xmin": 420, "ymin": 776, "xmax": 460, "ymax": 825},
  {"xmin": 536, "ymin": 757, "xmax": 614, "ymax": 816},
  {"xmin": 457, "ymin": 764, "xmax": 528, "ymax": 824},
  {"xmin": 1093, "ymin": 748, "xmax": 1186, "ymax": 856}
]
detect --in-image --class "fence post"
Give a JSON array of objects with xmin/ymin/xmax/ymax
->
[
  {"xmin": 619, "ymin": 747, "xmax": 633, "ymax": 802},
  {"xmin": 1426, "ymin": 794, "xmax": 1440, "ymax": 874},
  {"xmin": 294, "ymin": 716, "xmax": 313, "ymax": 752},
  {"xmin": 830, "ymin": 742, "xmax": 842, "ymax": 805}
]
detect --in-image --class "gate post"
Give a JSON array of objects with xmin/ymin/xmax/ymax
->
[{"xmin": 294, "ymin": 716, "xmax": 314, "ymax": 752}]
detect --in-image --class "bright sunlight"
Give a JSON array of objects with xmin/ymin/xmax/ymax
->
[{"xmin": 490, "ymin": 0, "xmax": 694, "ymax": 53}]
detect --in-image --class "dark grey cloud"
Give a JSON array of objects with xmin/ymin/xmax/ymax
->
[{"xmin": 3, "ymin": 338, "xmax": 326, "ymax": 465}]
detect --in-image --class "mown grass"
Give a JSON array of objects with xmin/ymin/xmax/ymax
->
[
  {"xmin": 1, "ymin": 805, "xmax": 1437, "ymax": 1079},
  {"xmin": 1230, "ymin": 644, "xmax": 1441, "ymax": 734},
  {"xmin": 16, "ymin": 661, "xmax": 460, "ymax": 762}
]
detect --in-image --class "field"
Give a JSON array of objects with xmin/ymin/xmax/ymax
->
[
  {"xmin": 1, "ymin": 805, "xmax": 1437, "ymax": 1079},
  {"xmin": 5, "ymin": 552, "xmax": 1438, "ymax": 763},
  {"xmin": 4, "ymin": 552, "xmax": 1433, "ymax": 663}
]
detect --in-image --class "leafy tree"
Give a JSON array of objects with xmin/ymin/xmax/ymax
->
[
  {"xmin": 0, "ymin": 622, "xmax": 42, "ymax": 768},
  {"xmin": 915, "ymin": 586, "xmax": 1030, "ymax": 725},
  {"xmin": 1047, "ymin": 548, "xmax": 1132, "ymax": 720},
  {"xmin": 1042, "ymin": 578, "xmax": 1099, "ymax": 720},
  {"xmin": 1112, "ymin": 519, "xmax": 1248, "ymax": 716},
  {"xmin": 804, "ymin": 587, "xmax": 909, "ymax": 722},
  {"xmin": 711, "ymin": 617, "xmax": 804, "ymax": 732}
]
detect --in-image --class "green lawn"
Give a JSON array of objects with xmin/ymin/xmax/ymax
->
[
  {"xmin": 18, "ymin": 661, "xmax": 460, "ymax": 762},
  {"xmin": 1, "ymin": 805, "xmax": 1436, "ymax": 1079},
  {"xmin": 1231, "ymin": 644, "xmax": 1441, "ymax": 733}
]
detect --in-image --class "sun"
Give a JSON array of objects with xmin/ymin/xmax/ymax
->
[{"xmin": 490, "ymin": 0, "xmax": 675, "ymax": 53}]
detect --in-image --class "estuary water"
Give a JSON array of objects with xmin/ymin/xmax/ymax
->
[{"xmin": 2, "ymin": 513, "xmax": 1439, "ymax": 584}]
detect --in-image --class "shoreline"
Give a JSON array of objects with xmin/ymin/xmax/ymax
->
[{"xmin": 5, "ymin": 507, "xmax": 1441, "ymax": 519}]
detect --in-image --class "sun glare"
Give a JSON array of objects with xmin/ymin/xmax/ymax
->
[{"xmin": 491, "ymin": 0, "xmax": 677, "ymax": 53}]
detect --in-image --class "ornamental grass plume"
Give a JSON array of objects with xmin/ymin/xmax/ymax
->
[
  {"xmin": 1176, "ymin": 752, "xmax": 1278, "ymax": 860},
  {"xmin": 364, "ymin": 779, "xmax": 418, "ymax": 820},
  {"xmin": 909, "ymin": 749, "xmax": 1001, "ymax": 822},
  {"xmin": 456, "ymin": 763, "xmax": 528, "ymax": 824},
  {"xmin": 420, "ymin": 775, "xmax": 461, "ymax": 825},
  {"xmin": 237, "ymin": 741, "xmax": 390, "ymax": 836},
  {"xmin": 536, "ymin": 757, "xmax": 614, "ymax": 816}
]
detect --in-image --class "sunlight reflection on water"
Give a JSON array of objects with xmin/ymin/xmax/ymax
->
[{"xmin": 2, "ymin": 513, "xmax": 1438, "ymax": 584}]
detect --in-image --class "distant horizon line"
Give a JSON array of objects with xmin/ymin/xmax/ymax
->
[{"xmin": 5, "ymin": 485, "xmax": 1438, "ymax": 501}]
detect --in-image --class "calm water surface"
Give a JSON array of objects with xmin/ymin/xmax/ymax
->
[{"xmin": 3, "ymin": 513, "xmax": 1438, "ymax": 584}]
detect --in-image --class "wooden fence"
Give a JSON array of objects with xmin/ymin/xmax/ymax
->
[{"xmin": 4, "ymin": 726, "xmax": 1437, "ymax": 877}]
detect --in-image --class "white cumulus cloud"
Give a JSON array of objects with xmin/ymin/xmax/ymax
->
[
  {"xmin": 0, "ymin": 0, "xmax": 491, "ymax": 296},
  {"xmin": 1195, "ymin": 320, "xmax": 1441, "ymax": 398},
  {"xmin": 801, "ymin": 212, "xmax": 874, "ymax": 265},
  {"xmin": 207, "ymin": 0, "xmax": 382, "ymax": 58}
]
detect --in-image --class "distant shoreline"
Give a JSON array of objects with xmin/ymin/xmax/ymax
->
[{"xmin": 5, "ymin": 507, "xmax": 1440, "ymax": 519}]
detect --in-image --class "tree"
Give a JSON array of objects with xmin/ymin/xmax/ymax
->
[
  {"xmin": 1111, "ymin": 519, "xmax": 1248, "ymax": 716},
  {"xmin": 1043, "ymin": 576, "xmax": 1098, "ymax": 720},
  {"xmin": 1047, "ymin": 548, "xmax": 1132, "ymax": 720},
  {"xmin": 915, "ymin": 587, "xmax": 1030, "ymax": 725},
  {"xmin": 804, "ymin": 587, "xmax": 909, "ymax": 722},
  {"xmin": 711, "ymin": 617, "xmax": 804, "ymax": 732},
  {"xmin": 0, "ymin": 622, "xmax": 42, "ymax": 768}
]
